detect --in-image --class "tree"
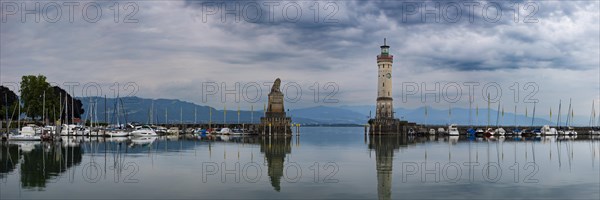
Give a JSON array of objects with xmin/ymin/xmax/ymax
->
[
  {"xmin": 52, "ymin": 86, "xmax": 84, "ymax": 123},
  {"xmin": 20, "ymin": 75, "xmax": 57, "ymax": 121},
  {"xmin": 0, "ymin": 86, "xmax": 19, "ymax": 120}
]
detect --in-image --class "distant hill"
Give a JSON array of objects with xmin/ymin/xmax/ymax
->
[
  {"xmin": 339, "ymin": 105, "xmax": 580, "ymax": 126},
  {"xmin": 78, "ymin": 96, "xmax": 261, "ymax": 124},
  {"xmin": 289, "ymin": 106, "xmax": 366, "ymax": 125},
  {"xmin": 77, "ymin": 97, "xmax": 583, "ymax": 126}
]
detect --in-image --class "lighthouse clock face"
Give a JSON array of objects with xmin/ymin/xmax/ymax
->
[{"xmin": 386, "ymin": 73, "xmax": 391, "ymax": 79}]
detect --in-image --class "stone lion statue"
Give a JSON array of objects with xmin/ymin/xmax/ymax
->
[{"xmin": 271, "ymin": 78, "xmax": 281, "ymax": 94}]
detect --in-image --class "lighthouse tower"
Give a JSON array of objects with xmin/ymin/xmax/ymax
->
[{"xmin": 376, "ymin": 38, "xmax": 394, "ymax": 119}]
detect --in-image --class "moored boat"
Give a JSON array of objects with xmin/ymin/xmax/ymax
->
[
  {"xmin": 8, "ymin": 126, "xmax": 41, "ymax": 141},
  {"xmin": 219, "ymin": 128, "xmax": 232, "ymax": 135},
  {"xmin": 494, "ymin": 127, "xmax": 506, "ymax": 136},
  {"xmin": 131, "ymin": 126, "xmax": 158, "ymax": 137},
  {"xmin": 564, "ymin": 126, "xmax": 578, "ymax": 135},
  {"xmin": 106, "ymin": 130, "xmax": 129, "ymax": 137},
  {"xmin": 484, "ymin": 128, "xmax": 495, "ymax": 137},
  {"xmin": 447, "ymin": 124, "xmax": 459, "ymax": 136},
  {"xmin": 428, "ymin": 129, "xmax": 436, "ymax": 135},
  {"xmin": 475, "ymin": 128, "xmax": 485, "ymax": 136}
]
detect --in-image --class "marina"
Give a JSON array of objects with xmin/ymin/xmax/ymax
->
[{"xmin": 2, "ymin": 0, "xmax": 599, "ymax": 198}]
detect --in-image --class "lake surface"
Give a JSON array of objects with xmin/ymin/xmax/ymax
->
[{"xmin": 1, "ymin": 127, "xmax": 599, "ymax": 199}]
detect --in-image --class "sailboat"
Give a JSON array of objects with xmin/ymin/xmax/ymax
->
[
  {"xmin": 425, "ymin": 106, "xmax": 435, "ymax": 135},
  {"xmin": 509, "ymin": 105, "xmax": 521, "ymax": 135},
  {"xmin": 564, "ymin": 99, "xmax": 577, "ymax": 135},
  {"xmin": 446, "ymin": 105, "xmax": 458, "ymax": 135},
  {"xmin": 557, "ymin": 100, "xmax": 565, "ymax": 135},
  {"xmin": 447, "ymin": 124, "xmax": 459, "ymax": 136},
  {"xmin": 541, "ymin": 125, "xmax": 557, "ymax": 135},
  {"xmin": 8, "ymin": 98, "xmax": 41, "ymax": 141},
  {"xmin": 484, "ymin": 94, "xmax": 495, "ymax": 137},
  {"xmin": 589, "ymin": 100, "xmax": 600, "ymax": 135},
  {"xmin": 596, "ymin": 99, "xmax": 600, "ymax": 135},
  {"xmin": 474, "ymin": 103, "xmax": 484, "ymax": 136},
  {"xmin": 542, "ymin": 105, "xmax": 557, "ymax": 135},
  {"xmin": 9, "ymin": 125, "xmax": 42, "ymax": 141},
  {"xmin": 466, "ymin": 95, "xmax": 476, "ymax": 136},
  {"xmin": 106, "ymin": 97, "xmax": 130, "ymax": 137},
  {"xmin": 494, "ymin": 102, "xmax": 505, "ymax": 135},
  {"xmin": 59, "ymin": 93, "xmax": 85, "ymax": 136},
  {"xmin": 531, "ymin": 102, "xmax": 541, "ymax": 136}
]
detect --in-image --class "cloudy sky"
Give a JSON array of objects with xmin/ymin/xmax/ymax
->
[{"xmin": 1, "ymin": 0, "xmax": 599, "ymax": 118}]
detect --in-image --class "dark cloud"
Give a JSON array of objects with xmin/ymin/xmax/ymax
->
[
  {"xmin": 179, "ymin": 0, "xmax": 598, "ymax": 72},
  {"xmin": 1, "ymin": 0, "xmax": 598, "ymax": 111}
]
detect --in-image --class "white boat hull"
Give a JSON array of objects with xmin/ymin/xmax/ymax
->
[
  {"xmin": 131, "ymin": 130, "xmax": 158, "ymax": 137},
  {"xmin": 8, "ymin": 134, "xmax": 41, "ymax": 141},
  {"xmin": 107, "ymin": 131, "xmax": 129, "ymax": 137},
  {"xmin": 447, "ymin": 124, "xmax": 459, "ymax": 136},
  {"xmin": 131, "ymin": 137, "xmax": 157, "ymax": 144}
]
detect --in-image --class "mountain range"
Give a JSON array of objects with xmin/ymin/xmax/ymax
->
[{"xmin": 77, "ymin": 97, "xmax": 590, "ymax": 126}]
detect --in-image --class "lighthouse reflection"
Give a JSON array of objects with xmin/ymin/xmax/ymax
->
[{"xmin": 368, "ymin": 134, "xmax": 410, "ymax": 200}]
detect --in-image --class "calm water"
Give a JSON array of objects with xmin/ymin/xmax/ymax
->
[{"xmin": 1, "ymin": 127, "xmax": 599, "ymax": 199}]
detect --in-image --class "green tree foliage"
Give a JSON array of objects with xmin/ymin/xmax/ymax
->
[
  {"xmin": 20, "ymin": 75, "xmax": 58, "ymax": 121},
  {"xmin": 0, "ymin": 86, "xmax": 19, "ymax": 120},
  {"xmin": 52, "ymin": 86, "xmax": 84, "ymax": 122}
]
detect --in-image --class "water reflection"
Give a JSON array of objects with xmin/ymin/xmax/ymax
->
[
  {"xmin": 259, "ymin": 136, "xmax": 292, "ymax": 191},
  {"xmin": 209, "ymin": 135, "xmax": 292, "ymax": 191},
  {"xmin": 1, "ymin": 141, "xmax": 82, "ymax": 189},
  {"xmin": 366, "ymin": 134, "xmax": 600, "ymax": 200},
  {"xmin": 0, "ymin": 142, "xmax": 19, "ymax": 178},
  {"xmin": 368, "ymin": 134, "xmax": 410, "ymax": 200},
  {"xmin": 0, "ymin": 131, "xmax": 598, "ymax": 199}
]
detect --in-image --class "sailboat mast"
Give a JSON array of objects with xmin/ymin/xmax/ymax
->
[
  {"xmin": 469, "ymin": 96, "xmax": 472, "ymax": 126},
  {"xmin": 566, "ymin": 98, "xmax": 572, "ymax": 127},
  {"xmin": 4, "ymin": 94, "xmax": 8, "ymax": 133},
  {"xmin": 597, "ymin": 99, "xmax": 600, "ymax": 128},
  {"xmin": 448, "ymin": 104, "xmax": 451, "ymax": 125},
  {"xmin": 557, "ymin": 100, "xmax": 562, "ymax": 128},
  {"xmin": 514, "ymin": 105, "xmax": 517, "ymax": 128},
  {"xmin": 590, "ymin": 101, "xmax": 595, "ymax": 127},
  {"xmin": 17, "ymin": 96, "xmax": 20, "ymax": 131},
  {"xmin": 65, "ymin": 93, "xmax": 68, "ymax": 124},
  {"xmin": 94, "ymin": 101, "xmax": 98, "ymax": 128},
  {"xmin": 496, "ymin": 102, "xmax": 500, "ymax": 127},
  {"xmin": 120, "ymin": 98, "xmax": 128, "ymax": 125},
  {"xmin": 531, "ymin": 102, "xmax": 536, "ymax": 127},
  {"xmin": 487, "ymin": 93, "xmax": 490, "ymax": 128},
  {"xmin": 425, "ymin": 105, "xmax": 428, "ymax": 126},
  {"xmin": 151, "ymin": 100, "xmax": 154, "ymax": 125},
  {"xmin": 116, "ymin": 98, "xmax": 120, "ymax": 126},
  {"xmin": 71, "ymin": 90, "xmax": 74, "ymax": 125},
  {"xmin": 43, "ymin": 90, "xmax": 45, "ymax": 125}
]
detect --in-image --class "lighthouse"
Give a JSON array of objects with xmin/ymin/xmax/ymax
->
[
  {"xmin": 376, "ymin": 38, "xmax": 394, "ymax": 119},
  {"xmin": 368, "ymin": 39, "xmax": 412, "ymax": 135}
]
